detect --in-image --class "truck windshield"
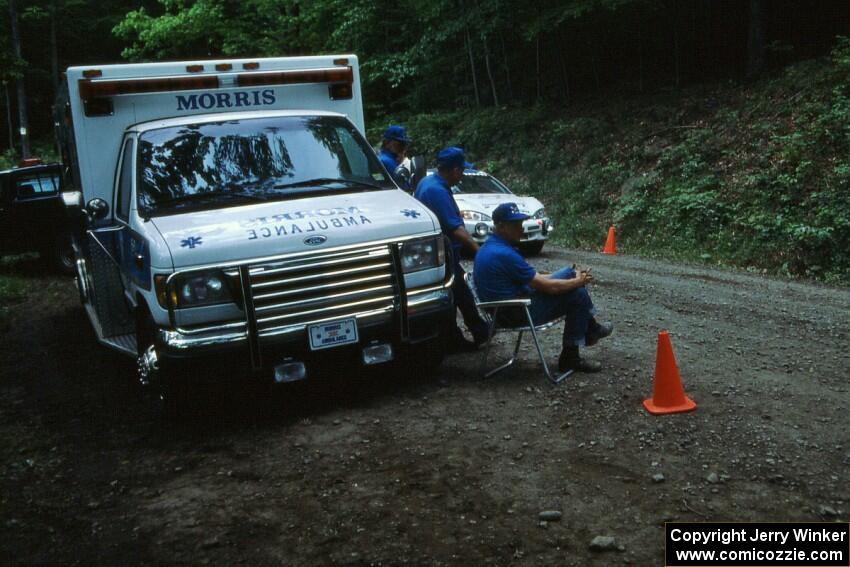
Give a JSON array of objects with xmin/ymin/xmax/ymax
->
[
  {"xmin": 137, "ymin": 115, "xmax": 394, "ymax": 216},
  {"xmin": 451, "ymin": 173, "xmax": 511, "ymax": 195}
]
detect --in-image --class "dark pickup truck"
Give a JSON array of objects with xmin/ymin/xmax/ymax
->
[{"xmin": 0, "ymin": 161, "xmax": 74, "ymax": 272}]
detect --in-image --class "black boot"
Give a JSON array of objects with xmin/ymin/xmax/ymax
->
[
  {"xmin": 558, "ymin": 345, "xmax": 602, "ymax": 373},
  {"xmin": 586, "ymin": 319, "xmax": 614, "ymax": 346}
]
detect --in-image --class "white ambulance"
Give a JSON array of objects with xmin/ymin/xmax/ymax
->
[{"xmin": 55, "ymin": 55, "xmax": 453, "ymax": 413}]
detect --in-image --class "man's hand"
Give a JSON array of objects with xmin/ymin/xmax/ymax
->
[
  {"xmin": 530, "ymin": 267, "xmax": 593, "ymax": 295},
  {"xmin": 452, "ymin": 226, "xmax": 480, "ymax": 256},
  {"xmin": 574, "ymin": 270, "xmax": 593, "ymax": 286}
]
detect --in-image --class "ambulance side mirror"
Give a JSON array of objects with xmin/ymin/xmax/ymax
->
[
  {"xmin": 410, "ymin": 155, "xmax": 426, "ymax": 190},
  {"xmin": 86, "ymin": 198, "xmax": 109, "ymax": 220},
  {"xmin": 394, "ymin": 163, "xmax": 412, "ymax": 187}
]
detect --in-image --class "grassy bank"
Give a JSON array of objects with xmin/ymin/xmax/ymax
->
[{"xmin": 373, "ymin": 40, "xmax": 850, "ymax": 284}]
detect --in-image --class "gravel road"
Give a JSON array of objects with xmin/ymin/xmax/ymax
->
[{"xmin": 1, "ymin": 247, "xmax": 848, "ymax": 565}]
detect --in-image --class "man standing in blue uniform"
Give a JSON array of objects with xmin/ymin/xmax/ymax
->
[
  {"xmin": 474, "ymin": 203, "xmax": 614, "ymax": 372},
  {"xmin": 415, "ymin": 147, "xmax": 490, "ymax": 351},
  {"xmin": 378, "ymin": 125, "xmax": 411, "ymax": 190}
]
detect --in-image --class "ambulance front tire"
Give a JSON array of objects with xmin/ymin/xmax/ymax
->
[{"xmin": 135, "ymin": 306, "xmax": 190, "ymax": 420}]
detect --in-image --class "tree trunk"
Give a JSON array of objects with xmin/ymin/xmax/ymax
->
[
  {"xmin": 465, "ymin": 28, "xmax": 481, "ymax": 107},
  {"xmin": 637, "ymin": 21, "xmax": 643, "ymax": 93},
  {"xmin": 535, "ymin": 34, "xmax": 542, "ymax": 101},
  {"xmin": 746, "ymin": 0, "xmax": 766, "ymax": 78},
  {"xmin": 591, "ymin": 43, "xmax": 601, "ymax": 92},
  {"xmin": 4, "ymin": 84, "xmax": 13, "ymax": 152},
  {"xmin": 8, "ymin": 0, "xmax": 30, "ymax": 158},
  {"xmin": 557, "ymin": 31, "xmax": 570, "ymax": 103},
  {"xmin": 482, "ymin": 38, "xmax": 499, "ymax": 106},
  {"xmin": 499, "ymin": 31, "xmax": 513, "ymax": 103},
  {"xmin": 50, "ymin": 1, "xmax": 60, "ymax": 94},
  {"xmin": 673, "ymin": 2, "xmax": 680, "ymax": 88}
]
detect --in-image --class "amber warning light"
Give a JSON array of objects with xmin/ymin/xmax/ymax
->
[{"xmin": 78, "ymin": 66, "xmax": 354, "ymax": 115}]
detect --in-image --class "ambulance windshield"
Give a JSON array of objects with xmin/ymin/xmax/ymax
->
[
  {"xmin": 137, "ymin": 115, "xmax": 394, "ymax": 216},
  {"xmin": 452, "ymin": 173, "xmax": 511, "ymax": 195}
]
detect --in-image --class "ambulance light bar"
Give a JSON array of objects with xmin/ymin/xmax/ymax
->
[
  {"xmin": 79, "ymin": 75, "xmax": 218, "ymax": 101},
  {"xmin": 236, "ymin": 67, "xmax": 353, "ymax": 88},
  {"xmin": 78, "ymin": 66, "xmax": 353, "ymax": 102}
]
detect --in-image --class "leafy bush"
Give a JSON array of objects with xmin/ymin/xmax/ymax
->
[{"xmin": 389, "ymin": 42, "xmax": 850, "ymax": 284}]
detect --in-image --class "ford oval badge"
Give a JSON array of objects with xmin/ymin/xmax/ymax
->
[{"xmin": 303, "ymin": 235, "xmax": 327, "ymax": 246}]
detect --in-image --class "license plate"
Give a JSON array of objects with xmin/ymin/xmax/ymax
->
[{"xmin": 308, "ymin": 318, "xmax": 358, "ymax": 351}]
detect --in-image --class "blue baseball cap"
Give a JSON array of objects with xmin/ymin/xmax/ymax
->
[
  {"xmin": 383, "ymin": 125, "xmax": 411, "ymax": 144},
  {"xmin": 436, "ymin": 146, "xmax": 473, "ymax": 170},
  {"xmin": 492, "ymin": 202, "xmax": 530, "ymax": 223}
]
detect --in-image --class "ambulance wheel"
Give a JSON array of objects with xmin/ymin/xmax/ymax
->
[
  {"xmin": 520, "ymin": 241, "xmax": 544, "ymax": 256},
  {"xmin": 136, "ymin": 307, "xmax": 190, "ymax": 420},
  {"xmin": 157, "ymin": 368, "xmax": 191, "ymax": 421}
]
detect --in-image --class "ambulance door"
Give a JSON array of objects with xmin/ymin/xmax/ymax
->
[{"xmin": 81, "ymin": 136, "xmax": 136, "ymax": 355}]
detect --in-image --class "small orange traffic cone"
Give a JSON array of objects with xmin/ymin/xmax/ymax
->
[
  {"xmin": 602, "ymin": 226, "xmax": 617, "ymax": 255},
  {"xmin": 643, "ymin": 330, "xmax": 697, "ymax": 415}
]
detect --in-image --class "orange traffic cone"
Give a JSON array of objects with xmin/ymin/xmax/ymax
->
[
  {"xmin": 602, "ymin": 226, "xmax": 617, "ymax": 255},
  {"xmin": 643, "ymin": 330, "xmax": 697, "ymax": 415}
]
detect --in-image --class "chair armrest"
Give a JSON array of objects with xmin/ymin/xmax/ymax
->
[{"xmin": 477, "ymin": 298, "xmax": 532, "ymax": 308}]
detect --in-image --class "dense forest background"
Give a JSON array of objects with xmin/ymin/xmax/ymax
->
[{"xmin": 1, "ymin": 0, "xmax": 849, "ymax": 281}]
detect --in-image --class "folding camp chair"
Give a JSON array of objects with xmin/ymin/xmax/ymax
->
[{"xmin": 465, "ymin": 272, "xmax": 573, "ymax": 384}]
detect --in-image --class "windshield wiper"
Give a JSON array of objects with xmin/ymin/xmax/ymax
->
[{"xmin": 274, "ymin": 178, "xmax": 385, "ymax": 191}]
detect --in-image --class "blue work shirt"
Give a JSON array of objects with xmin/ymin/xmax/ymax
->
[
  {"xmin": 473, "ymin": 234, "xmax": 537, "ymax": 302},
  {"xmin": 414, "ymin": 172, "xmax": 464, "ymax": 258},
  {"xmin": 378, "ymin": 149, "xmax": 408, "ymax": 189}
]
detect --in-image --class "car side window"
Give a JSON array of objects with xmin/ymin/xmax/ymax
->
[
  {"xmin": 116, "ymin": 139, "xmax": 134, "ymax": 221},
  {"xmin": 15, "ymin": 174, "xmax": 59, "ymax": 198}
]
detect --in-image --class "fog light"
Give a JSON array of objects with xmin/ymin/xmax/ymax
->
[
  {"xmin": 475, "ymin": 222, "xmax": 489, "ymax": 237},
  {"xmin": 273, "ymin": 360, "xmax": 307, "ymax": 383},
  {"xmin": 362, "ymin": 342, "xmax": 394, "ymax": 365}
]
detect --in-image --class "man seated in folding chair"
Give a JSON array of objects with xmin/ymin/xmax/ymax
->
[{"xmin": 473, "ymin": 203, "xmax": 613, "ymax": 374}]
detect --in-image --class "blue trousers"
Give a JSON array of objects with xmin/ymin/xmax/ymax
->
[
  {"xmin": 452, "ymin": 261, "xmax": 490, "ymax": 343},
  {"xmin": 499, "ymin": 267, "xmax": 596, "ymax": 347}
]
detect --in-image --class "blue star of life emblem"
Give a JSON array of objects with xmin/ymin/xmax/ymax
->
[
  {"xmin": 401, "ymin": 209, "xmax": 421, "ymax": 219},
  {"xmin": 180, "ymin": 236, "xmax": 203, "ymax": 249}
]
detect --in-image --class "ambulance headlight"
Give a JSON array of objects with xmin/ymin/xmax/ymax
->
[
  {"xmin": 173, "ymin": 270, "xmax": 234, "ymax": 308},
  {"xmin": 401, "ymin": 237, "xmax": 445, "ymax": 273},
  {"xmin": 533, "ymin": 208, "xmax": 546, "ymax": 219}
]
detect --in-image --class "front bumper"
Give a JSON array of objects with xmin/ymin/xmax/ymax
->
[
  {"xmin": 157, "ymin": 283, "xmax": 452, "ymax": 361},
  {"xmin": 465, "ymin": 218, "xmax": 553, "ymax": 243}
]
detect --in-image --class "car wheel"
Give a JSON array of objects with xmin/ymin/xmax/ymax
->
[
  {"xmin": 41, "ymin": 234, "xmax": 75, "ymax": 275},
  {"xmin": 56, "ymin": 234, "xmax": 75, "ymax": 275},
  {"xmin": 520, "ymin": 241, "xmax": 545, "ymax": 256}
]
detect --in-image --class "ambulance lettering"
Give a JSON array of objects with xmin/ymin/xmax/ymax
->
[
  {"xmin": 246, "ymin": 209, "xmax": 372, "ymax": 240},
  {"xmin": 176, "ymin": 89, "xmax": 276, "ymax": 111}
]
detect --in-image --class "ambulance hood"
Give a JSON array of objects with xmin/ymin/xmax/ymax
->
[{"xmin": 150, "ymin": 190, "xmax": 436, "ymax": 268}]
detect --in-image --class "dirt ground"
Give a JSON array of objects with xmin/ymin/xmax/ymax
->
[{"xmin": 1, "ymin": 246, "xmax": 848, "ymax": 566}]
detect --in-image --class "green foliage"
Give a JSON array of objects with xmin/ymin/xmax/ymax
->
[
  {"xmin": 391, "ymin": 44, "xmax": 850, "ymax": 283},
  {"xmin": 0, "ymin": 274, "xmax": 25, "ymax": 302}
]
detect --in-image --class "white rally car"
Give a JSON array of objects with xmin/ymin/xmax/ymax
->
[{"xmin": 444, "ymin": 169, "xmax": 553, "ymax": 255}]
